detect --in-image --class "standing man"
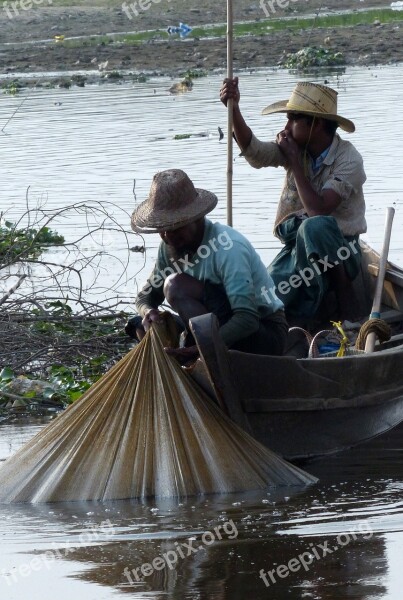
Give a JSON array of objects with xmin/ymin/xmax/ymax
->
[
  {"xmin": 220, "ymin": 79, "xmax": 367, "ymax": 322},
  {"xmin": 130, "ymin": 169, "xmax": 288, "ymax": 362}
]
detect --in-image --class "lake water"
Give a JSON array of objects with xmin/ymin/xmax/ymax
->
[
  {"xmin": 1, "ymin": 64, "xmax": 403, "ymax": 304},
  {"xmin": 1, "ymin": 64, "xmax": 403, "ymax": 600}
]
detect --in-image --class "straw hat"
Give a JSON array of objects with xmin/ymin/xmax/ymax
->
[
  {"xmin": 131, "ymin": 169, "xmax": 218, "ymax": 233},
  {"xmin": 262, "ymin": 82, "xmax": 355, "ymax": 133}
]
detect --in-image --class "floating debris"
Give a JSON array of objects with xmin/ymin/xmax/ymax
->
[
  {"xmin": 167, "ymin": 22, "xmax": 193, "ymax": 38},
  {"xmin": 169, "ymin": 78, "xmax": 193, "ymax": 94},
  {"xmin": 130, "ymin": 245, "xmax": 145, "ymax": 253},
  {"xmin": 174, "ymin": 133, "xmax": 192, "ymax": 140},
  {"xmin": 98, "ymin": 60, "xmax": 109, "ymax": 72}
]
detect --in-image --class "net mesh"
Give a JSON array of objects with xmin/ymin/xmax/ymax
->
[{"xmin": 0, "ymin": 314, "xmax": 317, "ymax": 502}]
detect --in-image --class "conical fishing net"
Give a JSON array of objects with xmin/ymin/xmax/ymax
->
[{"xmin": 0, "ymin": 314, "xmax": 316, "ymax": 502}]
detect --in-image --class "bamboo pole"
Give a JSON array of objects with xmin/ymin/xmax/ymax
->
[
  {"xmin": 365, "ymin": 207, "xmax": 395, "ymax": 353},
  {"xmin": 226, "ymin": 0, "xmax": 233, "ymax": 227}
]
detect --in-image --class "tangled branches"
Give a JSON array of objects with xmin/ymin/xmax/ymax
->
[{"xmin": 0, "ymin": 196, "xmax": 145, "ymax": 410}]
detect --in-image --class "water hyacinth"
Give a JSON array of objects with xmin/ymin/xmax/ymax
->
[{"xmin": 279, "ymin": 46, "xmax": 345, "ymax": 70}]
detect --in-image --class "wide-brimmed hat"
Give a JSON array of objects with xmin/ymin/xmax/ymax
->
[
  {"xmin": 262, "ymin": 82, "xmax": 355, "ymax": 133},
  {"xmin": 131, "ymin": 169, "xmax": 218, "ymax": 233}
]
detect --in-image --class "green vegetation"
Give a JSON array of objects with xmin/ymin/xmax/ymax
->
[
  {"xmin": 1, "ymin": 80, "xmax": 23, "ymax": 96},
  {"xmin": 180, "ymin": 68, "xmax": 208, "ymax": 79},
  {"xmin": 0, "ymin": 305, "xmax": 130, "ymax": 413},
  {"xmin": 0, "ymin": 213, "xmax": 134, "ymax": 417},
  {"xmin": 71, "ymin": 74, "xmax": 87, "ymax": 87},
  {"xmin": 61, "ymin": 9, "xmax": 403, "ymax": 48},
  {"xmin": 280, "ymin": 47, "xmax": 346, "ymax": 70},
  {"xmin": 0, "ymin": 220, "xmax": 64, "ymax": 262},
  {"xmin": 0, "ymin": 313, "xmax": 125, "ymax": 408}
]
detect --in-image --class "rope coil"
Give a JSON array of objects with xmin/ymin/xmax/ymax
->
[{"xmin": 355, "ymin": 318, "xmax": 391, "ymax": 351}]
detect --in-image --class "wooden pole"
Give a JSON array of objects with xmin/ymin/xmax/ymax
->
[
  {"xmin": 365, "ymin": 206, "xmax": 395, "ymax": 353},
  {"xmin": 226, "ymin": 0, "xmax": 233, "ymax": 227}
]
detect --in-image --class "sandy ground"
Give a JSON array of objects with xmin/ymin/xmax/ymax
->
[{"xmin": 0, "ymin": 0, "xmax": 402, "ymax": 77}]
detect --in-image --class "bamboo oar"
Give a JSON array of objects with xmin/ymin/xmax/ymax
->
[
  {"xmin": 365, "ymin": 206, "xmax": 395, "ymax": 353},
  {"xmin": 226, "ymin": 0, "xmax": 233, "ymax": 227}
]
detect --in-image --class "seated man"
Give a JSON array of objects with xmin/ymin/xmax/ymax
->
[
  {"xmin": 130, "ymin": 168, "xmax": 288, "ymax": 362},
  {"xmin": 220, "ymin": 79, "xmax": 367, "ymax": 322}
]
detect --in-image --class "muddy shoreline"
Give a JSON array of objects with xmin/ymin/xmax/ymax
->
[{"xmin": 0, "ymin": 1, "xmax": 402, "ymax": 83}]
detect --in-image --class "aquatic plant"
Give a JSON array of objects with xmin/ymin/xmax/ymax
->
[
  {"xmin": 279, "ymin": 46, "xmax": 346, "ymax": 70},
  {"xmin": 71, "ymin": 74, "xmax": 87, "ymax": 87},
  {"xmin": 58, "ymin": 78, "xmax": 72, "ymax": 89},
  {"xmin": 180, "ymin": 68, "xmax": 208, "ymax": 79},
  {"xmin": 0, "ymin": 220, "xmax": 64, "ymax": 263},
  {"xmin": 105, "ymin": 70, "xmax": 122, "ymax": 80},
  {"xmin": 1, "ymin": 80, "xmax": 23, "ymax": 96},
  {"xmin": 0, "ymin": 314, "xmax": 126, "ymax": 409}
]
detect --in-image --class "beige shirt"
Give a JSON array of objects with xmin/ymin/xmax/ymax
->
[{"xmin": 243, "ymin": 132, "xmax": 367, "ymax": 238}]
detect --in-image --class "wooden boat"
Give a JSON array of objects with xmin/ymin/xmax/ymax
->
[{"xmin": 188, "ymin": 243, "xmax": 403, "ymax": 460}]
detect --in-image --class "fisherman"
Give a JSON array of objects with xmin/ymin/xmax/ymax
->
[
  {"xmin": 129, "ymin": 169, "xmax": 288, "ymax": 362},
  {"xmin": 219, "ymin": 79, "xmax": 367, "ymax": 322}
]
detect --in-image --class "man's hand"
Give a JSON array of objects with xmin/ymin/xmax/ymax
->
[
  {"xmin": 219, "ymin": 76, "xmax": 253, "ymax": 151},
  {"xmin": 142, "ymin": 309, "xmax": 162, "ymax": 332},
  {"xmin": 164, "ymin": 345, "xmax": 199, "ymax": 365},
  {"xmin": 220, "ymin": 77, "xmax": 240, "ymax": 107},
  {"xmin": 276, "ymin": 130, "xmax": 300, "ymax": 166}
]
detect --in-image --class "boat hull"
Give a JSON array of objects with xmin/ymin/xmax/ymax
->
[
  {"xmin": 188, "ymin": 243, "xmax": 403, "ymax": 460},
  {"xmin": 247, "ymin": 393, "xmax": 403, "ymax": 460}
]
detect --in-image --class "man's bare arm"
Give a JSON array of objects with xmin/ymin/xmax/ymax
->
[{"xmin": 220, "ymin": 77, "xmax": 252, "ymax": 152}]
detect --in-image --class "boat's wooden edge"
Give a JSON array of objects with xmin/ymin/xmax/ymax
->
[
  {"xmin": 189, "ymin": 313, "xmax": 252, "ymax": 433},
  {"xmin": 368, "ymin": 264, "xmax": 403, "ymax": 288},
  {"xmin": 244, "ymin": 384, "xmax": 403, "ymax": 412}
]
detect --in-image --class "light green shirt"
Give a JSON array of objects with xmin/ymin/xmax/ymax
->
[{"xmin": 136, "ymin": 219, "xmax": 283, "ymax": 346}]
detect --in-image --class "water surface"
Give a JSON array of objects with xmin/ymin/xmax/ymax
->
[
  {"xmin": 1, "ymin": 64, "xmax": 403, "ymax": 600},
  {"xmin": 1, "ymin": 65, "xmax": 402, "ymax": 302}
]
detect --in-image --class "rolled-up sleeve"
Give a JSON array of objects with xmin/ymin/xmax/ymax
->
[
  {"xmin": 135, "ymin": 265, "xmax": 165, "ymax": 317},
  {"xmin": 135, "ymin": 246, "xmax": 167, "ymax": 317},
  {"xmin": 242, "ymin": 133, "xmax": 287, "ymax": 169}
]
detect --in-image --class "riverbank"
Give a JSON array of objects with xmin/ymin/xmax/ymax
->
[{"xmin": 0, "ymin": 1, "xmax": 402, "ymax": 85}]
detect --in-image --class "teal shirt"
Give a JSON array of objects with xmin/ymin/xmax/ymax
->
[{"xmin": 136, "ymin": 219, "xmax": 283, "ymax": 345}]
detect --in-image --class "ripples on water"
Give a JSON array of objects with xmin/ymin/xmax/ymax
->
[
  {"xmin": 1, "ymin": 65, "xmax": 403, "ymax": 599},
  {"xmin": 1, "ymin": 66, "xmax": 402, "ymax": 289}
]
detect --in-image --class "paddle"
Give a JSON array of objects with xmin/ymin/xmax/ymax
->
[
  {"xmin": 365, "ymin": 206, "xmax": 395, "ymax": 353},
  {"xmin": 226, "ymin": 0, "xmax": 233, "ymax": 226}
]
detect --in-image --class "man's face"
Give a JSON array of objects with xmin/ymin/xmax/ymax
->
[
  {"xmin": 159, "ymin": 220, "xmax": 203, "ymax": 253},
  {"xmin": 284, "ymin": 112, "xmax": 315, "ymax": 147}
]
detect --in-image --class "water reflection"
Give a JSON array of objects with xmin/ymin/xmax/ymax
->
[
  {"xmin": 3, "ymin": 422, "xmax": 403, "ymax": 600},
  {"xmin": 1, "ymin": 476, "xmax": 398, "ymax": 599}
]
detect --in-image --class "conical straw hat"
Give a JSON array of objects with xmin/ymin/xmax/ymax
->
[
  {"xmin": 262, "ymin": 82, "xmax": 355, "ymax": 133},
  {"xmin": 0, "ymin": 314, "xmax": 316, "ymax": 502}
]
